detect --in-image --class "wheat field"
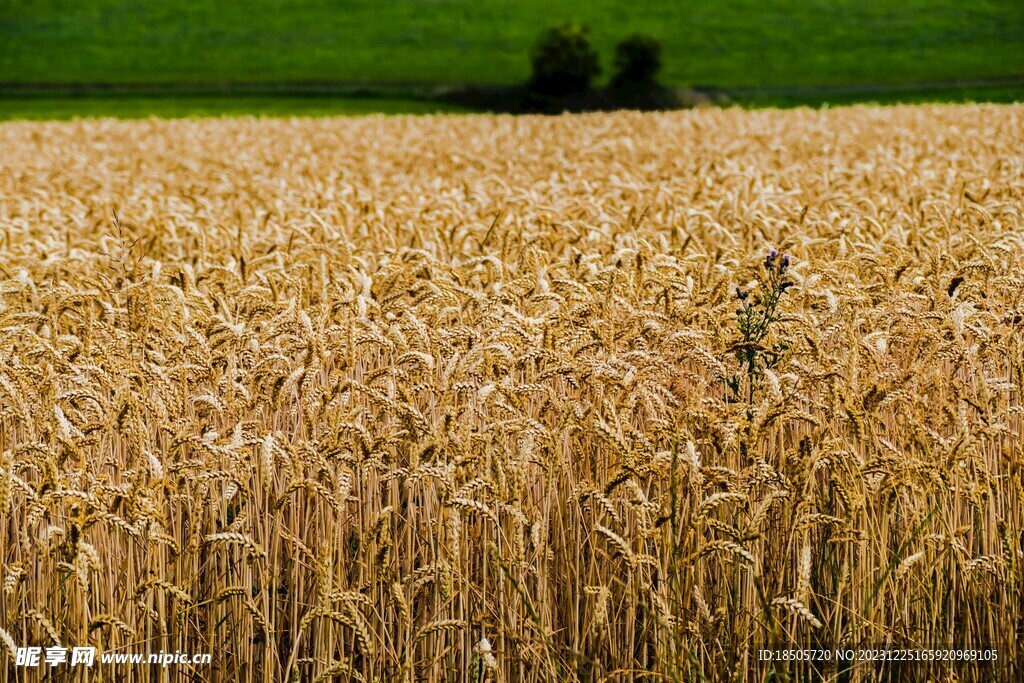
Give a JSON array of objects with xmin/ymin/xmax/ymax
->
[{"xmin": 0, "ymin": 106, "xmax": 1022, "ymax": 681}]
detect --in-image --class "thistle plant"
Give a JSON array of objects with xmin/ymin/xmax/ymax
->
[{"xmin": 727, "ymin": 248, "xmax": 794, "ymax": 403}]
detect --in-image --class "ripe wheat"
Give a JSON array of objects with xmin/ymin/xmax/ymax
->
[{"xmin": 0, "ymin": 105, "xmax": 1022, "ymax": 681}]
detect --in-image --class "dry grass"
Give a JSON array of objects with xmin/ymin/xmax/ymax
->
[{"xmin": 0, "ymin": 106, "xmax": 1022, "ymax": 681}]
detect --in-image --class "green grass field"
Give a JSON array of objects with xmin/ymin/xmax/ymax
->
[
  {"xmin": 2, "ymin": 0, "xmax": 1022, "ymax": 119},
  {"xmin": 3, "ymin": 0, "xmax": 1023, "ymax": 89},
  {"xmin": 3, "ymin": 85, "xmax": 1024, "ymax": 122},
  {"xmin": 0, "ymin": 96, "xmax": 467, "ymax": 121}
]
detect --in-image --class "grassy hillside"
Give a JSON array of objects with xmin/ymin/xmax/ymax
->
[
  {"xmin": 0, "ymin": 96, "xmax": 467, "ymax": 121},
  {"xmin": 2, "ymin": 0, "xmax": 1023, "ymax": 88}
]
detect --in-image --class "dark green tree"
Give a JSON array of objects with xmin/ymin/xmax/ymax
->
[
  {"xmin": 607, "ymin": 33, "xmax": 676, "ymax": 110},
  {"xmin": 528, "ymin": 23, "xmax": 601, "ymax": 98},
  {"xmin": 611, "ymin": 33, "xmax": 663, "ymax": 86}
]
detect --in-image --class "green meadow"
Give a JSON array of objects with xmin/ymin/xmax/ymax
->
[{"xmin": 2, "ymin": 0, "xmax": 1022, "ymax": 117}]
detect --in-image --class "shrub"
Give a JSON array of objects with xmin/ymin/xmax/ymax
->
[{"xmin": 527, "ymin": 23, "xmax": 601, "ymax": 98}]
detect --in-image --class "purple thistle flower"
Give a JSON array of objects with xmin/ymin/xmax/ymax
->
[
  {"xmin": 765, "ymin": 248, "xmax": 778, "ymax": 269},
  {"xmin": 779, "ymin": 253, "xmax": 790, "ymax": 274}
]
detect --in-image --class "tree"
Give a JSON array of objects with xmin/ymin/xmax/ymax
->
[
  {"xmin": 608, "ymin": 33, "xmax": 675, "ymax": 110},
  {"xmin": 611, "ymin": 33, "xmax": 663, "ymax": 87},
  {"xmin": 528, "ymin": 23, "xmax": 601, "ymax": 98}
]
